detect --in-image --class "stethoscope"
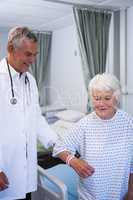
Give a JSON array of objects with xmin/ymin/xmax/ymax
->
[{"xmin": 6, "ymin": 59, "xmax": 30, "ymax": 105}]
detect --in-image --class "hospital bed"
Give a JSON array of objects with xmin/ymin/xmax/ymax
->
[
  {"xmin": 32, "ymin": 164, "xmax": 78, "ymax": 200},
  {"xmin": 32, "ymin": 165, "xmax": 68, "ymax": 200},
  {"xmin": 33, "ymin": 108, "xmax": 85, "ymax": 200}
]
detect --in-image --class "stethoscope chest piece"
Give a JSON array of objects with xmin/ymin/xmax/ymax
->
[
  {"xmin": 10, "ymin": 97, "xmax": 17, "ymax": 105},
  {"xmin": 6, "ymin": 58, "xmax": 30, "ymax": 106}
]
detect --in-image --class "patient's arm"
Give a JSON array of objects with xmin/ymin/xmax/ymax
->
[
  {"xmin": 124, "ymin": 173, "xmax": 133, "ymax": 200},
  {"xmin": 57, "ymin": 151, "xmax": 95, "ymax": 178}
]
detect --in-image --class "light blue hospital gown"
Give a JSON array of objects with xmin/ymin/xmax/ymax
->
[{"xmin": 53, "ymin": 109, "xmax": 133, "ymax": 200}]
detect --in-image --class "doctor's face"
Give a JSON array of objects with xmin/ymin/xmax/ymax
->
[
  {"xmin": 91, "ymin": 90, "xmax": 117, "ymax": 120},
  {"xmin": 11, "ymin": 38, "xmax": 38, "ymax": 73}
]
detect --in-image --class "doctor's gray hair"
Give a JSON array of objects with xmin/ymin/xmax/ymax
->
[
  {"xmin": 88, "ymin": 73, "xmax": 121, "ymax": 103},
  {"xmin": 8, "ymin": 26, "xmax": 37, "ymax": 49}
]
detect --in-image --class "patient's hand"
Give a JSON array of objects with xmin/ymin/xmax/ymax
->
[
  {"xmin": 70, "ymin": 158, "xmax": 95, "ymax": 178},
  {"xmin": 0, "ymin": 171, "xmax": 9, "ymax": 191}
]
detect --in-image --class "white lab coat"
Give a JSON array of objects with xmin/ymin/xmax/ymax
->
[{"xmin": 0, "ymin": 58, "xmax": 58, "ymax": 200}]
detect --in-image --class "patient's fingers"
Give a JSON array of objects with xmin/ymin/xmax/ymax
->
[{"xmin": 0, "ymin": 172, "xmax": 9, "ymax": 191}]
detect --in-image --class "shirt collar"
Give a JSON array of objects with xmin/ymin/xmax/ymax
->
[
  {"xmin": 8, "ymin": 62, "xmax": 20, "ymax": 78},
  {"xmin": 0, "ymin": 58, "xmax": 26, "ymax": 79}
]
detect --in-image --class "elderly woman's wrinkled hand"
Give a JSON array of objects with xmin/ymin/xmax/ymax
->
[
  {"xmin": 69, "ymin": 157, "xmax": 95, "ymax": 178},
  {"xmin": 0, "ymin": 171, "xmax": 9, "ymax": 191}
]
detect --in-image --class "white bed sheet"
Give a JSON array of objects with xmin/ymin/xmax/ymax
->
[{"xmin": 50, "ymin": 120, "xmax": 75, "ymax": 140}]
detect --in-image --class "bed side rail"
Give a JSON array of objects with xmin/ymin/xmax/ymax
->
[{"xmin": 32, "ymin": 165, "xmax": 68, "ymax": 200}]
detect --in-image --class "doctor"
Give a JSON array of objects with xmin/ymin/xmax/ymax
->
[{"xmin": 0, "ymin": 26, "xmax": 58, "ymax": 200}]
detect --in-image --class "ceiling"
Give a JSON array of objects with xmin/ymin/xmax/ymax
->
[{"xmin": 0, "ymin": 0, "xmax": 133, "ymax": 31}]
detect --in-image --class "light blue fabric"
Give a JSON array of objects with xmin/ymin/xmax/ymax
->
[{"xmin": 45, "ymin": 164, "xmax": 78, "ymax": 200}]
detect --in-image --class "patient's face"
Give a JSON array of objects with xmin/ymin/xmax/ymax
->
[{"xmin": 92, "ymin": 90, "xmax": 117, "ymax": 120}]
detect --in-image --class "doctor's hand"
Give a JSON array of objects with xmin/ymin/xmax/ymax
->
[
  {"xmin": 69, "ymin": 157, "xmax": 95, "ymax": 178},
  {"xmin": 0, "ymin": 171, "xmax": 9, "ymax": 191}
]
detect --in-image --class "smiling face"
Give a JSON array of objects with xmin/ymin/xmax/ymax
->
[
  {"xmin": 8, "ymin": 38, "xmax": 38, "ymax": 73},
  {"xmin": 91, "ymin": 90, "xmax": 117, "ymax": 120}
]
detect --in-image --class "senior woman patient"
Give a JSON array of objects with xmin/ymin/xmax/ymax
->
[{"xmin": 53, "ymin": 73, "xmax": 133, "ymax": 200}]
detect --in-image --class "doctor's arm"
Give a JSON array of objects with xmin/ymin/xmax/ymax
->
[
  {"xmin": 37, "ymin": 114, "xmax": 58, "ymax": 148},
  {"xmin": 33, "ymin": 78, "xmax": 58, "ymax": 149}
]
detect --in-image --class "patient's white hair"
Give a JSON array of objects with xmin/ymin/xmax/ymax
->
[{"xmin": 88, "ymin": 73, "xmax": 121, "ymax": 103}]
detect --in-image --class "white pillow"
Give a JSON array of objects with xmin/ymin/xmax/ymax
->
[{"xmin": 55, "ymin": 110, "xmax": 85, "ymax": 122}]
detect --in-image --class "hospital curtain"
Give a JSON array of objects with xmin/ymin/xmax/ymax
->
[
  {"xmin": 73, "ymin": 7, "xmax": 112, "ymax": 111},
  {"xmin": 30, "ymin": 32, "xmax": 52, "ymax": 107}
]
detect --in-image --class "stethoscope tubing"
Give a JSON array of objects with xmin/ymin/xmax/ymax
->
[
  {"xmin": 6, "ymin": 59, "xmax": 15, "ymax": 99},
  {"xmin": 6, "ymin": 59, "xmax": 30, "ymax": 105}
]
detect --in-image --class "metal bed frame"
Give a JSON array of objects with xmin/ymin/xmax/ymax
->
[{"xmin": 32, "ymin": 165, "xmax": 68, "ymax": 200}]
